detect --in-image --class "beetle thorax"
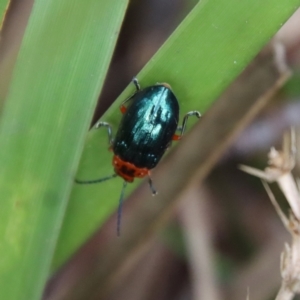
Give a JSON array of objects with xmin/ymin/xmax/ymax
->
[{"xmin": 112, "ymin": 155, "xmax": 149, "ymax": 182}]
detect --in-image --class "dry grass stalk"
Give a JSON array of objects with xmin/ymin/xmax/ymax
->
[
  {"xmin": 179, "ymin": 186, "xmax": 221, "ymax": 300},
  {"xmin": 240, "ymin": 129, "xmax": 300, "ymax": 300}
]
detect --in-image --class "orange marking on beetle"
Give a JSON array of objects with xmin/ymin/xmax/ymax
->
[
  {"xmin": 120, "ymin": 105, "xmax": 127, "ymax": 114},
  {"xmin": 172, "ymin": 134, "xmax": 181, "ymax": 141},
  {"xmin": 112, "ymin": 155, "xmax": 149, "ymax": 182}
]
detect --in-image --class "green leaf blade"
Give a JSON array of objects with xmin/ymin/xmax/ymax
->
[
  {"xmin": 0, "ymin": 0, "xmax": 128, "ymax": 299},
  {"xmin": 0, "ymin": 0, "xmax": 9, "ymax": 27}
]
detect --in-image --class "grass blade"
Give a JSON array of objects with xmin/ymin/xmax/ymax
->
[
  {"xmin": 0, "ymin": 0, "xmax": 9, "ymax": 28},
  {"xmin": 0, "ymin": 1, "xmax": 128, "ymax": 299}
]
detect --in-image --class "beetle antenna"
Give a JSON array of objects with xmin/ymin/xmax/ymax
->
[
  {"xmin": 75, "ymin": 173, "xmax": 117, "ymax": 184},
  {"xmin": 117, "ymin": 181, "xmax": 128, "ymax": 236},
  {"xmin": 148, "ymin": 177, "xmax": 157, "ymax": 196}
]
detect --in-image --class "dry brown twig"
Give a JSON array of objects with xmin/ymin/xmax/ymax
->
[{"xmin": 240, "ymin": 129, "xmax": 300, "ymax": 300}]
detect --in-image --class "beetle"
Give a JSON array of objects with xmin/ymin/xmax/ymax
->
[{"xmin": 76, "ymin": 78, "xmax": 201, "ymax": 235}]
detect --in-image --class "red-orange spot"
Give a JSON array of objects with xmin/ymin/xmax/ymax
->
[
  {"xmin": 172, "ymin": 134, "xmax": 181, "ymax": 141},
  {"xmin": 120, "ymin": 105, "xmax": 127, "ymax": 114},
  {"xmin": 112, "ymin": 155, "xmax": 149, "ymax": 182}
]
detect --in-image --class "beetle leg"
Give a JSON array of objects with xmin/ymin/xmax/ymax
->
[
  {"xmin": 172, "ymin": 126, "xmax": 183, "ymax": 141},
  {"xmin": 119, "ymin": 77, "xmax": 141, "ymax": 114},
  {"xmin": 132, "ymin": 77, "xmax": 141, "ymax": 91},
  {"xmin": 94, "ymin": 121, "xmax": 114, "ymax": 146},
  {"xmin": 172, "ymin": 111, "xmax": 201, "ymax": 140},
  {"xmin": 148, "ymin": 175, "xmax": 157, "ymax": 196}
]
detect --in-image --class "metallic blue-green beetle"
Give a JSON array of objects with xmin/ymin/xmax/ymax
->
[{"xmin": 76, "ymin": 78, "xmax": 201, "ymax": 234}]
